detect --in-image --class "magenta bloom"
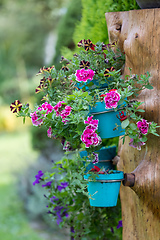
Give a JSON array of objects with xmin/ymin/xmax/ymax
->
[
  {"xmin": 60, "ymin": 106, "xmax": 72, "ymax": 119},
  {"xmin": 84, "ymin": 116, "xmax": 99, "ymax": 129},
  {"xmin": 129, "ymin": 138, "xmax": 145, "ymax": 150},
  {"xmin": 81, "ymin": 128, "xmax": 95, "ymax": 148},
  {"xmin": 81, "ymin": 128, "xmax": 101, "ymax": 148},
  {"xmin": 38, "ymin": 102, "xmax": 54, "ymax": 115},
  {"xmin": 53, "ymin": 101, "xmax": 65, "ymax": 116},
  {"xmin": 47, "ymin": 127, "xmax": 52, "ymax": 138},
  {"xmin": 84, "ymin": 116, "xmax": 93, "ymax": 124},
  {"xmin": 104, "ymin": 90, "xmax": 121, "ymax": 109},
  {"xmin": 75, "ymin": 68, "xmax": 95, "ymax": 82},
  {"xmin": 30, "ymin": 111, "xmax": 43, "ymax": 126},
  {"xmin": 137, "ymin": 119, "xmax": 149, "ymax": 135}
]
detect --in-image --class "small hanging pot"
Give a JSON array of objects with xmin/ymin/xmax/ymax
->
[
  {"xmin": 80, "ymin": 146, "xmax": 116, "ymax": 171},
  {"xmin": 89, "ymin": 101, "xmax": 125, "ymax": 139},
  {"xmin": 84, "ymin": 170, "xmax": 124, "ymax": 207}
]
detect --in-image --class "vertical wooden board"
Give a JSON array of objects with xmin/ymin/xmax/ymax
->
[{"xmin": 106, "ymin": 9, "xmax": 160, "ymax": 240}]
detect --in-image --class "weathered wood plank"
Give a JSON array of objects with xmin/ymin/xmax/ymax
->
[{"xmin": 106, "ymin": 9, "xmax": 160, "ymax": 240}]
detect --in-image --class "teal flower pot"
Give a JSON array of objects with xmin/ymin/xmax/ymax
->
[
  {"xmin": 75, "ymin": 78, "xmax": 111, "ymax": 91},
  {"xmin": 89, "ymin": 101, "xmax": 125, "ymax": 139},
  {"xmin": 80, "ymin": 146, "xmax": 116, "ymax": 171},
  {"xmin": 84, "ymin": 170, "xmax": 124, "ymax": 207}
]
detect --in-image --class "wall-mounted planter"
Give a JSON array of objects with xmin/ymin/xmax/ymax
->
[
  {"xmin": 84, "ymin": 170, "xmax": 124, "ymax": 207},
  {"xmin": 89, "ymin": 101, "xmax": 125, "ymax": 139},
  {"xmin": 76, "ymin": 78, "xmax": 112, "ymax": 91},
  {"xmin": 80, "ymin": 146, "xmax": 116, "ymax": 171}
]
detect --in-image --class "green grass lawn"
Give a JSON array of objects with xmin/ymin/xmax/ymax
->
[{"xmin": 0, "ymin": 129, "xmax": 53, "ymax": 240}]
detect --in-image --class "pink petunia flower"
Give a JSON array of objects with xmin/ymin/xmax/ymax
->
[
  {"xmin": 84, "ymin": 116, "xmax": 94, "ymax": 124},
  {"xmin": 30, "ymin": 111, "xmax": 43, "ymax": 126},
  {"xmin": 75, "ymin": 68, "xmax": 95, "ymax": 82},
  {"xmin": 104, "ymin": 90, "xmax": 121, "ymax": 109},
  {"xmin": 137, "ymin": 119, "xmax": 149, "ymax": 135},
  {"xmin": 81, "ymin": 128, "xmax": 101, "ymax": 148}
]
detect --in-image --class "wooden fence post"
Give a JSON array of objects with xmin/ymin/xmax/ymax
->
[{"xmin": 106, "ymin": 9, "xmax": 160, "ymax": 240}]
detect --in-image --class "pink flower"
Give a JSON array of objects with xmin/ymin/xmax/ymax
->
[
  {"xmin": 129, "ymin": 138, "xmax": 145, "ymax": 150},
  {"xmin": 47, "ymin": 127, "xmax": 52, "ymax": 138},
  {"xmin": 38, "ymin": 102, "xmax": 54, "ymax": 115},
  {"xmin": 104, "ymin": 90, "xmax": 121, "ymax": 109},
  {"xmin": 84, "ymin": 116, "xmax": 99, "ymax": 130},
  {"xmin": 92, "ymin": 132, "xmax": 102, "ymax": 146},
  {"xmin": 75, "ymin": 68, "xmax": 95, "ymax": 82},
  {"xmin": 60, "ymin": 106, "xmax": 72, "ymax": 119},
  {"xmin": 53, "ymin": 101, "xmax": 65, "ymax": 116},
  {"xmin": 84, "ymin": 116, "xmax": 93, "ymax": 124},
  {"xmin": 30, "ymin": 111, "xmax": 43, "ymax": 126},
  {"xmin": 81, "ymin": 128, "xmax": 101, "ymax": 148},
  {"xmin": 81, "ymin": 128, "xmax": 95, "ymax": 148},
  {"xmin": 137, "ymin": 119, "xmax": 149, "ymax": 135}
]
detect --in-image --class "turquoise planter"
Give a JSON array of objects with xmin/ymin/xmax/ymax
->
[
  {"xmin": 89, "ymin": 101, "xmax": 125, "ymax": 139},
  {"xmin": 84, "ymin": 170, "xmax": 124, "ymax": 207},
  {"xmin": 75, "ymin": 78, "xmax": 111, "ymax": 91},
  {"xmin": 80, "ymin": 146, "xmax": 116, "ymax": 171}
]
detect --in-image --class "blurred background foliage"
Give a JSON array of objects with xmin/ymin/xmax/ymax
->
[{"xmin": 1, "ymin": 0, "xmax": 139, "ymax": 239}]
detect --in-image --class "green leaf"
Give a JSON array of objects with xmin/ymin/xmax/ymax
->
[
  {"xmin": 129, "ymin": 123, "xmax": 137, "ymax": 130},
  {"xmin": 136, "ymin": 109, "xmax": 145, "ymax": 112},
  {"xmin": 152, "ymin": 132, "xmax": 160, "ymax": 137},
  {"xmin": 145, "ymin": 84, "xmax": 153, "ymax": 89},
  {"xmin": 121, "ymin": 119, "xmax": 130, "ymax": 129}
]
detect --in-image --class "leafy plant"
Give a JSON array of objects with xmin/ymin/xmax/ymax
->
[{"xmin": 32, "ymin": 154, "xmax": 122, "ymax": 239}]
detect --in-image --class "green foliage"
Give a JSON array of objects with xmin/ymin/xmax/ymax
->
[
  {"xmin": 54, "ymin": 0, "xmax": 82, "ymax": 68},
  {"xmin": 73, "ymin": 0, "xmax": 139, "ymax": 44},
  {"xmin": 37, "ymin": 154, "xmax": 122, "ymax": 239},
  {"xmin": 0, "ymin": 0, "xmax": 70, "ymax": 105},
  {"xmin": 16, "ymin": 42, "xmax": 125, "ymax": 151}
]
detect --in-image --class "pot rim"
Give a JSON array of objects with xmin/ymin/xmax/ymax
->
[{"xmin": 84, "ymin": 170, "xmax": 124, "ymax": 181}]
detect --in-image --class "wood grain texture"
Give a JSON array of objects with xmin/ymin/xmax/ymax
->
[{"xmin": 106, "ymin": 9, "xmax": 160, "ymax": 240}]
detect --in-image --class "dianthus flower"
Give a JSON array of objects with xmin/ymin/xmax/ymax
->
[
  {"xmin": 53, "ymin": 102, "xmax": 72, "ymax": 123},
  {"xmin": 38, "ymin": 102, "xmax": 54, "ymax": 115},
  {"xmin": 137, "ymin": 119, "xmax": 149, "ymax": 135},
  {"xmin": 60, "ymin": 106, "xmax": 72, "ymax": 120},
  {"xmin": 104, "ymin": 90, "xmax": 121, "ymax": 109},
  {"xmin": 30, "ymin": 111, "xmax": 43, "ymax": 126},
  {"xmin": 53, "ymin": 101, "xmax": 65, "ymax": 116},
  {"xmin": 75, "ymin": 68, "xmax": 94, "ymax": 82}
]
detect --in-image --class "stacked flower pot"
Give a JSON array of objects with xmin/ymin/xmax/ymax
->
[{"xmin": 80, "ymin": 83, "xmax": 124, "ymax": 207}]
